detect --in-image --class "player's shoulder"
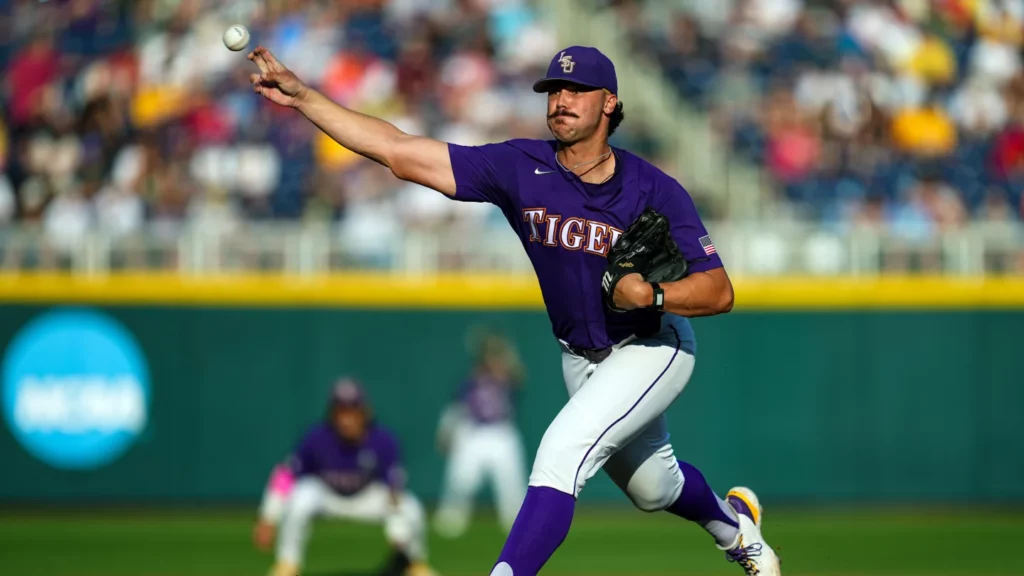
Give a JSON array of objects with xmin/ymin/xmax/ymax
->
[
  {"xmin": 366, "ymin": 423, "xmax": 401, "ymax": 452},
  {"xmin": 616, "ymin": 146, "xmax": 694, "ymax": 205},
  {"xmin": 300, "ymin": 422, "xmax": 333, "ymax": 444},
  {"xmin": 502, "ymin": 138, "xmax": 558, "ymax": 157},
  {"xmin": 466, "ymin": 138, "xmax": 558, "ymax": 165},
  {"xmin": 615, "ymin": 147, "xmax": 681, "ymax": 187}
]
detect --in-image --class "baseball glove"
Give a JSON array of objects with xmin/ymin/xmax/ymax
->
[{"xmin": 601, "ymin": 207, "xmax": 689, "ymax": 312}]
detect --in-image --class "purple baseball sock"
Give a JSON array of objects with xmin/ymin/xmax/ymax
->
[
  {"xmin": 489, "ymin": 486, "xmax": 575, "ymax": 576},
  {"xmin": 665, "ymin": 460, "xmax": 739, "ymax": 548}
]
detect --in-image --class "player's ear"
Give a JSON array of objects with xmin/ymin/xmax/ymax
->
[{"xmin": 603, "ymin": 92, "xmax": 618, "ymax": 116}]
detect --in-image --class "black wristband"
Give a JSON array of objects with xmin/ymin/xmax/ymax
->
[{"xmin": 649, "ymin": 282, "xmax": 665, "ymax": 310}]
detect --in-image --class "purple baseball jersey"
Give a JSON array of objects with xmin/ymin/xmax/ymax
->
[
  {"xmin": 459, "ymin": 374, "xmax": 515, "ymax": 424},
  {"xmin": 448, "ymin": 139, "xmax": 723, "ymax": 350},
  {"xmin": 286, "ymin": 422, "xmax": 406, "ymax": 496}
]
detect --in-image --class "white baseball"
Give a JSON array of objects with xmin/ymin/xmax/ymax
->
[{"xmin": 223, "ymin": 25, "xmax": 250, "ymax": 52}]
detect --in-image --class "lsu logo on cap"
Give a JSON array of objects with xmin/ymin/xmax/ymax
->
[
  {"xmin": 2, "ymin": 308, "xmax": 150, "ymax": 470},
  {"xmin": 558, "ymin": 51, "xmax": 575, "ymax": 73}
]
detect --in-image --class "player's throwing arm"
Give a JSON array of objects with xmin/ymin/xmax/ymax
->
[{"xmin": 248, "ymin": 47, "xmax": 458, "ymax": 197}]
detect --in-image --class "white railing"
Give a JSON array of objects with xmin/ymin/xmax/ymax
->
[
  {"xmin": 1, "ymin": 222, "xmax": 1021, "ymax": 277},
  {"xmin": 542, "ymin": 0, "xmax": 767, "ymax": 220}
]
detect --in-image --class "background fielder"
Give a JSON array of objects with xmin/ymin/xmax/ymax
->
[
  {"xmin": 253, "ymin": 378, "xmax": 436, "ymax": 576},
  {"xmin": 246, "ymin": 42, "xmax": 781, "ymax": 576},
  {"xmin": 433, "ymin": 329, "xmax": 528, "ymax": 538}
]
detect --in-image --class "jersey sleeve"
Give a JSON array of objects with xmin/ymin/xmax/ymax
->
[
  {"xmin": 447, "ymin": 142, "xmax": 516, "ymax": 208},
  {"xmin": 289, "ymin": 429, "xmax": 319, "ymax": 477},
  {"xmin": 258, "ymin": 427, "xmax": 323, "ymax": 523},
  {"xmin": 649, "ymin": 178, "xmax": 724, "ymax": 274}
]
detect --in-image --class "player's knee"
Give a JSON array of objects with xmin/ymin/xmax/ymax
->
[
  {"xmin": 624, "ymin": 453, "xmax": 683, "ymax": 513},
  {"xmin": 528, "ymin": 446, "xmax": 586, "ymax": 496},
  {"xmin": 627, "ymin": 483, "xmax": 676, "ymax": 512},
  {"xmin": 398, "ymin": 492, "xmax": 425, "ymax": 525},
  {"xmin": 285, "ymin": 478, "xmax": 323, "ymax": 520},
  {"xmin": 386, "ymin": 493, "xmax": 426, "ymax": 556},
  {"xmin": 529, "ymin": 406, "xmax": 611, "ymax": 497}
]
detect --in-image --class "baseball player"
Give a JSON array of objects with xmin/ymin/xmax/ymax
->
[
  {"xmin": 253, "ymin": 378, "xmax": 437, "ymax": 576},
  {"xmin": 433, "ymin": 331, "xmax": 528, "ymax": 538},
  {"xmin": 247, "ymin": 43, "xmax": 781, "ymax": 576}
]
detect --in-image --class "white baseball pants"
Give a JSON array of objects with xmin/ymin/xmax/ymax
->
[
  {"xmin": 276, "ymin": 478, "xmax": 428, "ymax": 567},
  {"xmin": 529, "ymin": 314, "xmax": 697, "ymax": 511},
  {"xmin": 434, "ymin": 419, "xmax": 528, "ymax": 536}
]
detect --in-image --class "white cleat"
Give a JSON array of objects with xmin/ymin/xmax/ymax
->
[{"xmin": 719, "ymin": 486, "xmax": 782, "ymax": 576}]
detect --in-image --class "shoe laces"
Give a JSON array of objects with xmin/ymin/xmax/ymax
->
[{"xmin": 726, "ymin": 538, "xmax": 763, "ymax": 575}]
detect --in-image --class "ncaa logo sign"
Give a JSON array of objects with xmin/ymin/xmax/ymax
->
[{"xmin": 2, "ymin": 308, "xmax": 150, "ymax": 470}]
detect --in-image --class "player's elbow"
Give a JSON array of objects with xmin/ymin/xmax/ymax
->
[
  {"xmin": 385, "ymin": 134, "xmax": 457, "ymax": 196},
  {"xmin": 387, "ymin": 134, "xmax": 435, "ymax": 181},
  {"xmin": 712, "ymin": 271, "xmax": 734, "ymax": 314},
  {"xmin": 380, "ymin": 133, "xmax": 410, "ymax": 176},
  {"xmin": 717, "ymin": 282, "xmax": 734, "ymax": 314}
]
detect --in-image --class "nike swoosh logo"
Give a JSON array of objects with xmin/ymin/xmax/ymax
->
[{"xmin": 534, "ymin": 168, "xmax": 555, "ymax": 175}]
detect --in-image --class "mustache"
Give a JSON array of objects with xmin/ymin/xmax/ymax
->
[{"xmin": 548, "ymin": 110, "xmax": 578, "ymax": 119}]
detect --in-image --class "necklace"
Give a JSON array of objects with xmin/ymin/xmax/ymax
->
[{"xmin": 556, "ymin": 149, "xmax": 612, "ymax": 173}]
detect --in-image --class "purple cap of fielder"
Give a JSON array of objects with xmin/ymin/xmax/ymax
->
[
  {"xmin": 532, "ymin": 46, "xmax": 618, "ymax": 95},
  {"xmin": 331, "ymin": 377, "xmax": 365, "ymax": 408}
]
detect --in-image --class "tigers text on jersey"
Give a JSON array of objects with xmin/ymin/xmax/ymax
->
[{"xmin": 448, "ymin": 139, "xmax": 723, "ymax": 350}]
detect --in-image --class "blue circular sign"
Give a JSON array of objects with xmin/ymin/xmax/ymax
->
[{"xmin": 2, "ymin": 308, "xmax": 150, "ymax": 470}]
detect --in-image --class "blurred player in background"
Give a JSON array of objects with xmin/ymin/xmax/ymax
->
[
  {"xmin": 253, "ymin": 378, "xmax": 437, "ymax": 576},
  {"xmin": 433, "ymin": 329, "xmax": 528, "ymax": 538}
]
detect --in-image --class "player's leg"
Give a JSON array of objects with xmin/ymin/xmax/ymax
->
[
  {"xmin": 486, "ymin": 422, "xmax": 528, "ymax": 533},
  {"xmin": 599, "ymin": 341, "xmax": 781, "ymax": 574},
  {"xmin": 274, "ymin": 477, "xmax": 331, "ymax": 575},
  {"xmin": 385, "ymin": 491, "xmax": 432, "ymax": 574},
  {"xmin": 325, "ymin": 483, "xmax": 434, "ymax": 576},
  {"xmin": 606, "ymin": 444, "xmax": 780, "ymax": 576},
  {"xmin": 601, "ymin": 403, "xmax": 741, "ymax": 544},
  {"xmin": 433, "ymin": 421, "xmax": 487, "ymax": 538},
  {"xmin": 489, "ymin": 323, "xmax": 692, "ymax": 576}
]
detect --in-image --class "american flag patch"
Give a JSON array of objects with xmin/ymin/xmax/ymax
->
[{"xmin": 699, "ymin": 234, "xmax": 716, "ymax": 255}]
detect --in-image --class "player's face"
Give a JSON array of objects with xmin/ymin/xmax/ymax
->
[
  {"xmin": 332, "ymin": 406, "xmax": 367, "ymax": 442},
  {"xmin": 483, "ymin": 354, "xmax": 510, "ymax": 381},
  {"xmin": 545, "ymin": 83, "xmax": 614, "ymax": 145}
]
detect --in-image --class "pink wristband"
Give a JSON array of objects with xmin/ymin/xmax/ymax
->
[{"xmin": 269, "ymin": 465, "xmax": 295, "ymax": 496}]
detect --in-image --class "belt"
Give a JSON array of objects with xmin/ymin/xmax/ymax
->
[
  {"xmin": 561, "ymin": 334, "xmax": 639, "ymax": 365},
  {"xmin": 565, "ymin": 344, "xmax": 613, "ymax": 364}
]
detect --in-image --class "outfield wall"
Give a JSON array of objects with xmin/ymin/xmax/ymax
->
[{"xmin": 0, "ymin": 274, "xmax": 1021, "ymax": 504}]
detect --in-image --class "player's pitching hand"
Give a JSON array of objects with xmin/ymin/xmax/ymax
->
[
  {"xmin": 253, "ymin": 520, "xmax": 276, "ymax": 551},
  {"xmin": 248, "ymin": 46, "xmax": 308, "ymax": 108},
  {"xmin": 612, "ymin": 273, "xmax": 654, "ymax": 311}
]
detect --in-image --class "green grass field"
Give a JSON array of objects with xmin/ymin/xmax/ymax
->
[{"xmin": 2, "ymin": 506, "xmax": 1022, "ymax": 576}]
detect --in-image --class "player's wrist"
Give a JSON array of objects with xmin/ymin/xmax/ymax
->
[
  {"xmin": 628, "ymin": 279, "xmax": 655, "ymax": 310},
  {"xmin": 292, "ymin": 84, "xmax": 313, "ymax": 111},
  {"xmin": 648, "ymin": 282, "xmax": 665, "ymax": 310}
]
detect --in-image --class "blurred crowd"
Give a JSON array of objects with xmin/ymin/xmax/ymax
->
[
  {"xmin": 610, "ymin": 0, "xmax": 1024, "ymax": 238},
  {"xmin": 5, "ymin": 0, "xmax": 1023, "ymax": 273},
  {"xmin": 0, "ymin": 0, "xmax": 661, "ymax": 267}
]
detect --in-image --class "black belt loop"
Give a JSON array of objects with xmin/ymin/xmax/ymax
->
[{"xmin": 567, "ymin": 344, "xmax": 613, "ymax": 364}]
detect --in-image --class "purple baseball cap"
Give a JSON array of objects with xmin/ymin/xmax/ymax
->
[
  {"xmin": 331, "ymin": 377, "xmax": 366, "ymax": 408},
  {"xmin": 532, "ymin": 46, "xmax": 618, "ymax": 95}
]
